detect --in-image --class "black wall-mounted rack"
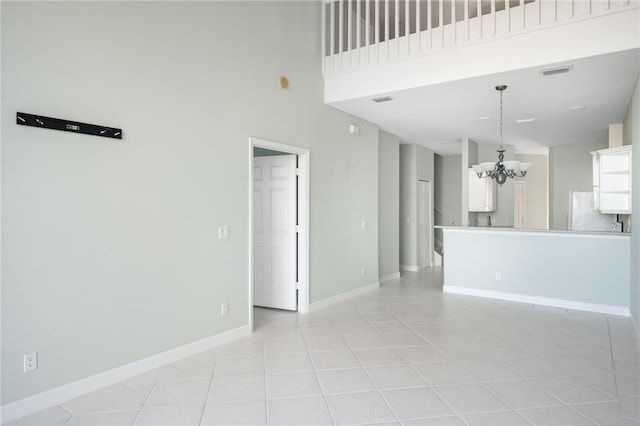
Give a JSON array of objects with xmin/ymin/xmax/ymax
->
[{"xmin": 16, "ymin": 112, "xmax": 123, "ymax": 140}]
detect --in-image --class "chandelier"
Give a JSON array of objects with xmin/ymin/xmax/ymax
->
[{"xmin": 472, "ymin": 85, "xmax": 531, "ymax": 185}]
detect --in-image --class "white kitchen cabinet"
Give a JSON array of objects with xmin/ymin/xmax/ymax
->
[
  {"xmin": 591, "ymin": 146, "xmax": 632, "ymax": 214},
  {"xmin": 468, "ymin": 168, "xmax": 496, "ymax": 212}
]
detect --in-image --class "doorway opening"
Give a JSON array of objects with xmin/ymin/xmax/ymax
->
[{"xmin": 249, "ymin": 137, "xmax": 310, "ymax": 332}]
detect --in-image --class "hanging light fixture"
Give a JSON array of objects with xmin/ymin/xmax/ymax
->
[{"xmin": 472, "ymin": 85, "xmax": 531, "ymax": 185}]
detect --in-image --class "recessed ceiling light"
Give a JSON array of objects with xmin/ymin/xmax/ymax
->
[
  {"xmin": 570, "ymin": 105, "xmax": 586, "ymax": 111},
  {"xmin": 516, "ymin": 118, "xmax": 537, "ymax": 124},
  {"xmin": 540, "ymin": 65, "xmax": 572, "ymax": 76},
  {"xmin": 371, "ymin": 96, "xmax": 393, "ymax": 103},
  {"xmin": 479, "ymin": 116, "xmax": 490, "ymax": 121}
]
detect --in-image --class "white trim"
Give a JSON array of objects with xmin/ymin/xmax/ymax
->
[
  {"xmin": 400, "ymin": 265, "xmax": 419, "ymax": 272},
  {"xmin": 1, "ymin": 325, "xmax": 250, "ymax": 424},
  {"xmin": 437, "ymin": 226, "xmax": 631, "ymax": 240},
  {"xmin": 309, "ymin": 281, "xmax": 380, "ymax": 312},
  {"xmin": 379, "ymin": 272, "xmax": 401, "ymax": 284},
  {"xmin": 249, "ymin": 138, "xmax": 311, "ymax": 320},
  {"xmin": 443, "ymin": 285, "xmax": 631, "ymax": 317}
]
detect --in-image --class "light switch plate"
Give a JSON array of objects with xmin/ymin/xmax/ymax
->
[{"xmin": 218, "ymin": 226, "xmax": 229, "ymax": 239}]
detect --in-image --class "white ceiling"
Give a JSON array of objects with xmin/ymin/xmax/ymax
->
[{"xmin": 328, "ymin": 49, "xmax": 640, "ymax": 156}]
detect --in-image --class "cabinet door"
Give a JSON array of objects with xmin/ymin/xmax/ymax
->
[
  {"xmin": 596, "ymin": 146, "xmax": 632, "ymax": 214},
  {"xmin": 468, "ymin": 169, "xmax": 496, "ymax": 212}
]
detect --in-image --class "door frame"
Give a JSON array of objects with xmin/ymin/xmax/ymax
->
[
  {"xmin": 248, "ymin": 137, "xmax": 310, "ymax": 331},
  {"xmin": 418, "ymin": 180, "xmax": 434, "ymax": 269}
]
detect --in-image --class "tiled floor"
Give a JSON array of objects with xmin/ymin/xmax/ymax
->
[{"xmin": 7, "ymin": 268, "xmax": 640, "ymax": 425}]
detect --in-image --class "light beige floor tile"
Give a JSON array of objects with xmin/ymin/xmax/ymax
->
[
  {"xmin": 433, "ymin": 383, "xmax": 510, "ymax": 414},
  {"xmin": 264, "ymin": 338, "xmax": 308, "ymax": 354},
  {"xmin": 572, "ymin": 401, "xmax": 624, "ymax": 425},
  {"xmin": 484, "ymin": 380, "xmax": 564, "ymax": 409},
  {"xmin": 366, "ymin": 365, "xmax": 427, "ymax": 389},
  {"xmin": 311, "ymin": 350, "xmax": 361, "ymax": 370},
  {"xmin": 214, "ymin": 354, "xmax": 264, "ymax": 376},
  {"xmin": 265, "ymin": 352, "xmax": 314, "ymax": 374},
  {"xmin": 317, "ymin": 368, "xmax": 375, "ymax": 394},
  {"xmin": 167, "ymin": 350, "xmax": 217, "ymax": 379},
  {"xmin": 355, "ymin": 348, "xmax": 407, "ymax": 367},
  {"xmin": 326, "ymin": 391, "xmax": 396, "ymax": 425},
  {"xmin": 134, "ymin": 405, "xmax": 203, "ymax": 425},
  {"xmin": 401, "ymin": 416, "xmax": 466, "ymax": 425},
  {"xmin": 207, "ymin": 374, "xmax": 265, "ymax": 403},
  {"xmin": 533, "ymin": 376, "xmax": 615, "ymax": 404},
  {"xmin": 382, "ymin": 387, "xmax": 454, "ymax": 420},
  {"xmin": 65, "ymin": 410, "xmax": 139, "ymax": 426},
  {"xmin": 462, "ymin": 410, "xmax": 531, "ymax": 426},
  {"xmin": 60, "ymin": 383, "xmax": 148, "ymax": 414},
  {"xmin": 305, "ymin": 335, "xmax": 350, "ymax": 352},
  {"xmin": 216, "ymin": 339, "xmax": 264, "ymax": 356},
  {"xmin": 518, "ymin": 405, "xmax": 597, "ymax": 425},
  {"xmin": 371, "ymin": 321, "xmax": 412, "ymax": 334},
  {"xmin": 457, "ymin": 359, "xmax": 523, "ymax": 382},
  {"xmin": 145, "ymin": 378, "xmax": 210, "ymax": 408},
  {"xmin": 267, "ymin": 396, "xmax": 333, "ymax": 426},
  {"xmin": 266, "ymin": 372, "xmax": 322, "ymax": 399},
  {"xmin": 343, "ymin": 333, "xmax": 390, "ymax": 350},
  {"xmin": 201, "ymin": 400, "xmax": 266, "ymax": 426},
  {"xmin": 301, "ymin": 323, "xmax": 340, "ymax": 337},
  {"xmin": 5, "ymin": 406, "xmax": 71, "ymax": 426},
  {"xmin": 413, "ymin": 362, "xmax": 476, "ymax": 386},
  {"xmin": 336, "ymin": 322, "xmax": 376, "ymax": 335},
  {"xmin": 123, "ymin": 365, "xmax": 186, "ymax": 393},
  {"xmin": 396, "ymin": 346, "xmax": 448, "ymax": 364},
  {"xmin": 383, "ymin": 333, "xmax": 430, "ymax": 347}
]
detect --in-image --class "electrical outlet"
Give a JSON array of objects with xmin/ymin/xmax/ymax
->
[
  {"xmin": 221, "ymin": 303, "xmax": 229, "ymax": 316},
  {"xmin": 496, "ymin": 272, "xmax": 502, "ymax": 281},
  {"xmin": 24, "ymin": 352, "xmax": 37, "ymax": 372},
  {"xmin": 362, "ymin": 267, "xmax": 366, "ymax": 276}
]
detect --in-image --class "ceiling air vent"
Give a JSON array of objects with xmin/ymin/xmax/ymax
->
[
  {"xmin": 372, "ymin": 96, "xmax": 393, "ymax": 103},
  {"xmin": 540, "ymin": 65, "xmax": 572, "ymax": 76}
]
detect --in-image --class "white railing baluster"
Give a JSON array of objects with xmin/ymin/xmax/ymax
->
[
  {"xmin": 395, "ymin": 0, "xmax": 400, "ymax": 56},
  {"xmin": 405, "ymin": 0, "xmax": 410, "ymax": 54},
  {"xmin": 356, "ymin": 0, "xmax": 361, "ymax": 50},
  {"xmin": 385, "ymin": 0, "xmax": 390, "ymax": 57},
  {"xmin": 323, "ymin": 0, "xmax": 638, "ymax": 76},
  {"xmin": 348, "ymin": 0, "xmax": 352, "ymax": 54},
  {"xmin": 375, "ymin": 0, "xmax": 380, "ymax": 60},
  {"xmin": 439, "ymin": 0, "xmax": 443, "ymax": 47}
]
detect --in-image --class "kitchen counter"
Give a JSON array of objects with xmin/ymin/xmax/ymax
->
[
  {"xmin": 440, "ymin": 226, "xmax": 631, "ymax": 316},
  {"xmin": 435, "ymin": 225, "xmax": 631, "ymax": 238}
]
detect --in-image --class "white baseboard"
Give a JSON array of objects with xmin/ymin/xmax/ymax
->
[
  {"xmin": 1, "ymin": 325, "xmax": 251, "ymax": 424},
  {"xmin": 309, "ymin": 281, "xmax": 380, "ymax": 312},
  {"xmin": 379, "ymin": 272, "xmax": 400, "ymax": 284},
  {"xmin": 443, "ymin": 285, "xmax": 631, "ymax": 317},
  {"xmin": 400, "ymin": 265, "xmax": 419, "ymax": 272}
]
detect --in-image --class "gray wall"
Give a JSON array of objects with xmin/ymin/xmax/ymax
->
[
  {"xmin": 1, "ymin": 2, "xmax": 379, "ymax": 404},
  {"xmin": 434, "ymin": 154, "xmax": 462, "ymax": 226},
  {"xmin": 515, "ymin": 154, "xmax": 549, "ymax": 229},
  {"xmin": 549, "ymin": 142, "xmax": 608, "ymax": 230},
  {"xmin": 624, "ymin": 74, "xmax": 639, "ymax": 328},
  {"xmin": 399, "ymin": 145, "xmax": 417, "ymax": 268},
  {"xmin": 378, "ymin": 131, "xmax": 400, "ymax": 280}
]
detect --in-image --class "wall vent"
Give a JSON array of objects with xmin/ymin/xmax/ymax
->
[
  {"xmin": 540, "ymin": 65, "xmax": 572, "ymax": 76},
  {"xmin": 372, "ymin": 96, "xmax": 393, "ymax": 103}
]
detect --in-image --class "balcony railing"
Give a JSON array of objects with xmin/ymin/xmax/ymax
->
[{"xmin": 322, "ymin": 0, "xmax": 637, "ymax": 76}]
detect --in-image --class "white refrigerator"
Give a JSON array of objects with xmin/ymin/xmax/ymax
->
[{"xmin": 567, "ymin": 191, "xmax": 616, "ymax": 232}]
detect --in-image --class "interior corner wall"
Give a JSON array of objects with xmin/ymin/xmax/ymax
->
[
  {"xmin": 462, "ymin": 138, "xmax": 478, "ymax": 226},
  {"xmin": 399, "ymin": 144, "xmax": 417, "ymax": 268},
  {"xmin": 549, "ymin": 142, "xmax": 608, "ymax": 230},
  {"xmin": 1, "ymin": 1, "xmax": 380, "ymax": 406},
  {"xmin": 623, "ymin": 74, "xmax": 639, "ymax": 330},
  {"xmin": 515, "ymin": 154, "xmax": 549, "ymax": 229},
  {"xmin": 378, "ymin": 131, "xmax": 400, "ymax": 279}
]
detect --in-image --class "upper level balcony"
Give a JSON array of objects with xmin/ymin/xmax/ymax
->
[{"xmin": 323, "ymin": 0, "xmax": 640, "ymax": 104}]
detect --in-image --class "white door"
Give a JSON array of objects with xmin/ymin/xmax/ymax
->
[
  {"xmin": 418, "ymin": 180, "xmax": 433, "ymax": 269},
  {"xmin": 514, "ymin": 181, "xmax": 526, "ymax": 229},
  {"xmin": 253, "ymin": 155, "xmax": 297, "ymax": 311}
]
